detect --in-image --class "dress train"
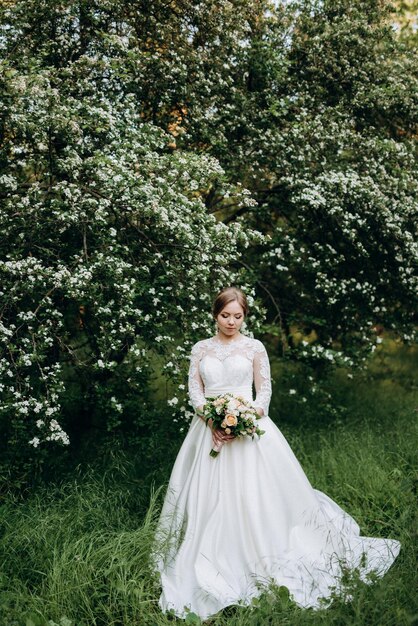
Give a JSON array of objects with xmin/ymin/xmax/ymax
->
[{"xmin": 153, "ymin": 412, "xmax": 400, "ymax": 620}]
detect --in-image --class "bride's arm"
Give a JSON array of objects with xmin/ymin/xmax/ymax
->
[
  {"xmin": 187, "ymin": 342, "xmax": 206, "ymax": 419},
  {"xmin": 187, "ymin": 342, "xmax": 233, "ymax": 442},
  {"xmin": 253, "ymin": 340, "xmax": 272, "ymax": 417}
]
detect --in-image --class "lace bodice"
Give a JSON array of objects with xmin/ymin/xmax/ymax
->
[{"xmin": 188, "ymin": 334, "xmax": 272, "ymax": 416}]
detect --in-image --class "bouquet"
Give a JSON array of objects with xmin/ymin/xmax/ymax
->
[{"xmin": 200, "ymin": 393, "xmax": 266, "ymax": 457}]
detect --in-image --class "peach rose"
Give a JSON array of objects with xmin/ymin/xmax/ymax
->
[
  {"xmin": 225, "ymin": 414, "xmax": 238, "ymax": 427},
  {"xmin": 225, "ymin": 427, "xmax": 231, "ymax": 434},
  {"xmin": 221, "ymin": 420, "xmax": 227, "ymax": 429}
]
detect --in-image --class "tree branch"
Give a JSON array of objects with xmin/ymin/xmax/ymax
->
[{"xmin": 238, "ymin": 259, "xmax": 288, "ymax": 355}]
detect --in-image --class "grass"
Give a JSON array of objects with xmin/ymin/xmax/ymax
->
[{"xmin": 0, "ymin": 343, "xmax": 417, "ymax": 626}]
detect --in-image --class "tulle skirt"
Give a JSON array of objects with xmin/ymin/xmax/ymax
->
[{"xmin": 152, "ymin": 414, "xmax": 400, "ymax": 620}]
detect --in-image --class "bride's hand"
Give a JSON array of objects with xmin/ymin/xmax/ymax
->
[{"xmin": 211, "ymin": 425, "xmax": 235, "ymax": 445}]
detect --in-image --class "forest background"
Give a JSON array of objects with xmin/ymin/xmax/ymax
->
[{"xmin": 0, "ymin": 1, "xmax": 417, "ymax": 625}]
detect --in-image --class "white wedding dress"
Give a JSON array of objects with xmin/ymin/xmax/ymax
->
[{"xmin": 153, "ymin": 334, "xmax": 400, "ymax": 620}]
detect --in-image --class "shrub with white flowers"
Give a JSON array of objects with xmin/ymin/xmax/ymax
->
[
  {"xmin": 0, "ymin": 51, "xmax": 263, "ymax": 482},
  {"xmin": 170, "ymin": 0, "xmax": 417, "ymax": 366},
  {"xmin": 1, "ymin": 0, "xmax": 416, "ymax": 485}
]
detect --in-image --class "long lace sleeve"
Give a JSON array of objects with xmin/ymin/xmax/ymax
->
[
  {"xmin": 253, "ymin": 340, "xmax": 272, "ymax": 416},
  {"xmin": 188, "ymin": 342, "xmax": 206, "ymax": 411}
]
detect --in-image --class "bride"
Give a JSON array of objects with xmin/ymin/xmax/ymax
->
[{"xmin": 153, "ymin": 286, "xmax": 400, "ymax": 620}]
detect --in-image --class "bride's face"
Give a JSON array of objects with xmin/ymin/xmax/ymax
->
[{"xmin": 216, "ymin": 300, "xmax": 245, "ymax": 339}]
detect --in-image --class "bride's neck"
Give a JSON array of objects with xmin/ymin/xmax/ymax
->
[{"xmin": 215, "ymin": 331, "xmax": 242, "ymax": 344}]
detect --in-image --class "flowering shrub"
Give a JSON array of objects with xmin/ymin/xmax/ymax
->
[
  {"xmin": 0, "ymin": 0, "xmax": 416, "ymax": 485},
  {"xmin": 0, "ymin": 55, "xmax": 263, "ymax": 483},
  {"xmin": 174, "ymin": 0, "xmax": 418, "ymax": 366}
]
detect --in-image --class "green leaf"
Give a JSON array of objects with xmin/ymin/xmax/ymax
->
[
  {"xmin": 278, "ymin": 585, "xmax": 290, "ymax": 604},
  {"xmin": 185, "ymin": 612, "xmax": 201, "ymax": 625}
]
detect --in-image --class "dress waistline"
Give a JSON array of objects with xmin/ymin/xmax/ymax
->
[{"xmin": 204, "ymin": 387, "xmax": 253, "ymax": 401}]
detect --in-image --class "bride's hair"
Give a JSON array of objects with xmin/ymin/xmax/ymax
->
[{"xmin": 212, "ymin": 286, "xmax": 249, "ymax": 319}]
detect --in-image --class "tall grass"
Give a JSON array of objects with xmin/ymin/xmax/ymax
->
[{"xmin": 0, "ymin": 346, "xmax": 417, "ymax": 625}]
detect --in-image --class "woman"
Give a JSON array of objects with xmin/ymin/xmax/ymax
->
[{"xmin": 153, "ymin": 286, "xmax": 400, "ymax": 620}]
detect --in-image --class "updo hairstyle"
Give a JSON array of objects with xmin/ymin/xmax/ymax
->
[{"xmin": 212, "ymin": 287, "xmax": 249, "ymax": 319}]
